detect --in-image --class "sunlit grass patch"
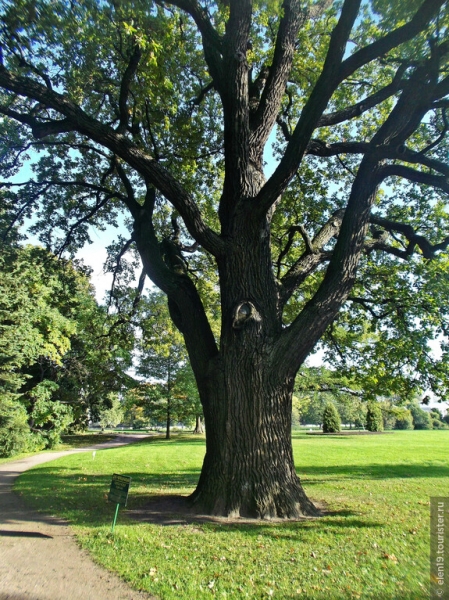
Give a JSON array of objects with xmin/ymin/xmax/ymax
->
[
  {"xmin": 15, "ymin": 431, "xmax": 449, "ymax": 599},
  {"xmin": 0, "ymin": 431, "xmax": 117, "ymax": 465}
]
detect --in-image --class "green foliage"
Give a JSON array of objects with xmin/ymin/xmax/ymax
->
[
  {"xmin": 0, "ymin": 245, "xmax": 75, "ymax": 398},
  {"xmin": 295, "ymin": 367, "xmax": 365, "ymax": 428},
  {"xmin": 394, "ymin": 409, "xmax": 414, "ymax": 430},
  {"xmin": 408, "ymin": 402, "xmax": 432, "ymax": 430},
  {"xmin": 133, "ymin": 291, "xmax": 203, "ymax": 435},
  {"xmin": 99, "ymin": 394, "xmax": 124, "ymax": 430},
  {"xmin": 322, "ymin": 402, "xmax": 341, "ymax": 433},
  {"xmin": 0, "ymin": 242, "xmax": 134, "ymax": 455},
  {"xmin": 0, "ymin": 396, "xmax": 37, "ymax": 457},
  {"xmin": 365, "ymin": 402, "xmax": 383, "ymax": 432}
]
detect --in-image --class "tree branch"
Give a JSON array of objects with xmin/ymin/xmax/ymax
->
[
  {"xmin": 132, "ymin": 187, "xmax": 219, "ymax": 376},
  {"xmin": 347, "ymin": 295, "xmax": 401, "ymax": 319},
  {"xmin": 254, "ymin": 0, "xmax": 362, "ymax": 216},
  {"xmin": 0, "ymin": 105, "xmax": 76, "ymax": 138},
  {"xmin": 337, "ymin": 0, "xmax": 446, "ymax": 83},
  {"xmin": 317, "ymin": 64, "xmax": 407, "ymax": 128},
  {"xmin": 280, "ymin": 209, "xmax": 345, "ymax": 303},
  {"xmin": 378, "ymin": 164, "xmax": 449, "ymax": 194},
  {"xmin": 117, "ymin": 43, "xmax": 142, "ymax": 133},
  {"xmin": 157, "ymin": 0, "xmax": 224, "ymax": 87},
  {"xmin": 369, "ymin": 215, "xmax": 449, "ymax": 259},
  {"xmin": 306, "ymin": 139, "xmax": 449, "ymax": 179},
  {"xmin": 250, "ymin": 0, "xmax": 304, "ymax": 153},
  {"xmin": 0, "ymin": 66, "xmax": 225, "ymax": 257}
]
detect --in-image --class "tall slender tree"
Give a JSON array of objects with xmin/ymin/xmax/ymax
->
[{"xmin": 1, "ymin": 0, "xmax": 449, "ymax": 517}]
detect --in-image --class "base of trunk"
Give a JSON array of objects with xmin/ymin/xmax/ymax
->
[
  {"xmin": 188, "ymin": 451, "xmax": 320, "ymax": 520},
  {"xmin": 192, "ymin": 415, "xmax": 205, "ymax": 434}
]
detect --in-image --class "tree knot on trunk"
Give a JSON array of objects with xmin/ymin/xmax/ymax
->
[{"xmin": 232, "ymin": 301, "xmax": 261, "ymax": 330}]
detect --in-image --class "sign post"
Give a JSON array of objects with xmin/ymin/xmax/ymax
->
[{"xmin": 108, "ymin": 474, "xmax": 131, "ymax": 533}]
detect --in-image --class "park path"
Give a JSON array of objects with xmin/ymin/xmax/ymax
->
[{"xmin": 0, "ymin": 435, "xmax": 156, "ymax": 600}]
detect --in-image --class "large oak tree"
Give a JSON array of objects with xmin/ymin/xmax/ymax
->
[{"xmin": 1, "ymin": 0, "xmax": 449, "ymax": 518}]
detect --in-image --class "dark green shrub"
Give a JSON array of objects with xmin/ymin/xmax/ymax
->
[
  {"xmin": 322, "ymin": 403, "xmax": 341, "ymax": 433},
  {"xmin": 409, "ymin": 403, "xmax": 432, "ymax": 430},
  {"xmin": 0, "ymin": 397, "xmax": 33, "ymax": 457},
  {"xmin": 366, "ymin": 402, "xmax": 383, "ymax": 432}
]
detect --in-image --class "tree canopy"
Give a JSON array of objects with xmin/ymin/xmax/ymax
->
[
  {"xmin": 0, "ymin": 239, "xmax": 134, "ymax": 454},
  {"xmin": 1, "ymin": 0, "xmax": 449, "ymax": 517}
]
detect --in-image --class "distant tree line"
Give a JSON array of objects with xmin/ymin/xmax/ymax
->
[{"xmin": 294, "ymin": 367, "xmax": 449, "ymax": 432}]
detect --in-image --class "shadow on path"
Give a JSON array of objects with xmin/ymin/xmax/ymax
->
[{"xmin": 0, "ymin": 435, "xmax": 155, "ymax": 600}]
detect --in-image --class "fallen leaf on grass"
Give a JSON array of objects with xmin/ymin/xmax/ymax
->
[{"xmin": 382, "ymin": 553, "xmax": 398, "ymax": 562}]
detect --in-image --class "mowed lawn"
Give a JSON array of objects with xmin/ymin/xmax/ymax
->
[{"xmin": 15, "ymin": 431, "xmax": 449, "ymax": 599}]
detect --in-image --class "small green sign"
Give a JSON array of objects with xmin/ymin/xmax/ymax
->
[{"xmin": 108, "ymin": 474, "xmax": 131, "ymax": 506}]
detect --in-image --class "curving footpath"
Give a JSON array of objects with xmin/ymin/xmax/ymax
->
[{"xmin": 0, "ymin": 435, "xmax": 156, "ymax": 600}]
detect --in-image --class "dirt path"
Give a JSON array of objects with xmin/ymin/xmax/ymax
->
[{"xmin": 0, "ymin": 435, "xmax": 156, "ymax": 600}]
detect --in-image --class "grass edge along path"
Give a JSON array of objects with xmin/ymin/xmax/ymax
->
[{"xmin": 14, "ymin": 430, "xmax": 449, "ymax": 600}]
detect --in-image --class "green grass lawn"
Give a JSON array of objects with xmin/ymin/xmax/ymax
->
[
  {"xmin": 15, "ymin": 430, "xmax": 449, "ymax": 599},
  {"xmin": 0, "ymin": 432, "xmax": 118, "ymax": 465}
]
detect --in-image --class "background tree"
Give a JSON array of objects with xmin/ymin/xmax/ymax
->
[
  {"xmin": 365, "ymin": 402, "xmax": 384, "ymax": 432},
  {"xmin": 136, "ymin": 291, "xmax": 201, "ymax": 438},
  {"xmin": 99, "ymin": 392, "xmax": 125, "ymax": 430},
  {"xmin": 322, "ymin": 403, "xmax": 341, "ymax": 433},
  {"xmin": 1, "ymin": 0, "xmax": 449, "ymax": 517},
  {"xmin": 394, "ymin": 408, "xmax": 414, "ymax": 429},
  {"xmin": 0, "ymin": 241, "xmax": 134, "ymax": 453},
  {"xmin": 408, "ymin": 400, "xmax": 433, "ymax": 429}
]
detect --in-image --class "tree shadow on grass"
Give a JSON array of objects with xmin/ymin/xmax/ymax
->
[
  {"xmin": 126, "ymin": 493, "xmax": 383, "ymax": 537},
  {"xmin": 14, "ymin": 459, "xmax": 444, "ymax": 531}
]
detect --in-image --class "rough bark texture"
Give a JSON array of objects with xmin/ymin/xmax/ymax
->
[{"xmin": 190, "ymin": 364, "xmax": 319, "ymax": 518}]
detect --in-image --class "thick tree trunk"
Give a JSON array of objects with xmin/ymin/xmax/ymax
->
[{"xmin": 189, "ymin": 360, "xmax": 319, "ymax": 519}]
